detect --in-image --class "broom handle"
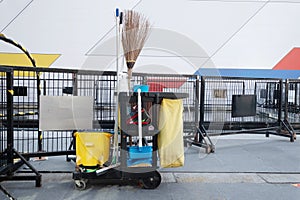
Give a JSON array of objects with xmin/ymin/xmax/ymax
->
[
  {"xmin": 137, "ymin": 88, "xmax": 143, "ymax": 147},
  {"xmin": 112, "ymin": 8, "xmax": 120, "ymax": 164},
  {"xmin": 128, "ymin": 68, "xmax": 132, "ymax": 90}
]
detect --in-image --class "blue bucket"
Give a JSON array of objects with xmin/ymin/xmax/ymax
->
[{"xmin": 133, "ymin": 85, "xmax": 149, "ymax": 92}]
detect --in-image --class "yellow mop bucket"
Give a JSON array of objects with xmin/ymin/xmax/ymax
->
[{"xmin": 75, "ymin": 132, "xmax": 112, "ymax": 167}]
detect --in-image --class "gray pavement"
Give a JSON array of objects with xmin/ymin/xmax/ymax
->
[{"xmin": 1, "ymin": 134, "xmax": 300, "ymax": 200}]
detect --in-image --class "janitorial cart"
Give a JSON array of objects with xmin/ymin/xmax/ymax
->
[{"xmin": 72, "ymin": 91, "xmax": 188, "ymax": 190}]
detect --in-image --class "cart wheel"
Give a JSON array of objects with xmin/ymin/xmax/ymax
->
[
  {"xmin": 74, "ymin": 179, "xmax": 87, "ymax": 190},
  {"xmin": 293, "ymin": 133, "xmax": 297, "ymax": 141},
  {"xmin": 140, "ymin": 171, "xmax": 161, "ymax": 189},
  {"xmin": 211, "ymin": 146, "xmax": 215, "ymax": 153}
]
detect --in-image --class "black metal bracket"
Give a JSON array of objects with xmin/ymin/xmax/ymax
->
[
  {"xmin": 0, "ymin": 184, "xmax": 16, "ymax": 200},
  {"xmin": 186, "ymin": 125, "xmax": 215, "ymax": 153},
  {"xmin": 280, "ymin": 119, "xmax": 297, "ymax": 142},
  {"xmin": 0, "ymin": 148, "xmax": 41, "ymax": 187}
]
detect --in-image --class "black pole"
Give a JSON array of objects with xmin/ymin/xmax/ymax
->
[
  {"xmin": 6, "ymin": 70, "xmax": 14, "ymax": 172},
  {"xmin": 0, "ymin": 184, "xmax": 16, "ymax": 200},
  {"xmin": 199, "ymin": 76, "xmax": 205, "ymax": 129},
  {"xmin": 195, "ymin": 75, "xmax": 200, "ymax": 129},
  {"xmin": 278, "ymin": 79, "xmax": 283, "ymax": 122},
  {"xmin": 284, "ymin": 80, "xmax": 289, "ymax": 122}
]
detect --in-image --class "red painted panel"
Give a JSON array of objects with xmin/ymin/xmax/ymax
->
[{"xmin": 273, "ymin": 48, "xmax": 300, "ymax": 70}]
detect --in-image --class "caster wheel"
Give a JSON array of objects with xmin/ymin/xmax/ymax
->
[
  {"xmin": 74, "ymin": 179, "xmax": 87, "ymax": 190},
  {"xmin": 210, "ymin": 147, "xmax": 215, "ymax": 153},
  {"xmin": 210, "ymin": 145, "xmax": 216, "ymax": 153},
  {"xmin": 139, "ymin": 171, "xmax": 161, "ymax": 189},
  {"xmin": 293, "ymin": 133, "xmax": 297, "ymax": 141}
]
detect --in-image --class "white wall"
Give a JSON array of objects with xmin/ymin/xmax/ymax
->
[{"xmin": 1, "ymin": 0, "xmax": 300, "ymax": 74}]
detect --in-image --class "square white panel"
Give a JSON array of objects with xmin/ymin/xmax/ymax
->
[{"xmin": 39, "ymin": 96, "xmax": 93, "ymax": 131}]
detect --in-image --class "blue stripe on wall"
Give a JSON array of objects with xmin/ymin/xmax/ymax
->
[{"xmin": 195, "ymin": 69, "xmax": 300, "ymax": 79}]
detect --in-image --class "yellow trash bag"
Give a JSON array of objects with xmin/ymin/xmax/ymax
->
[
  {"xmin": 158, "ymin": 98, "xmax": 184, "ymax": 168},
  {"xmin": 75, "ymin": 132, "xmax": 112, "ymax": 167}
]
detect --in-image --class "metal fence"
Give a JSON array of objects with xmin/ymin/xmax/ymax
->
[
  {"xmin": 0, "ymin": 66, "xmax": 199, "ymax": 159},
  {"xmin": 2, "ymin": 67, "xmax": 297, "ymax": 158},
  {"xmin": 199, "ymin": 76, "xmax": 280, "ymax": 133},
  {"xmin": 196, "ymin": 76, "xmax": 295, "ymax": 141},
  {"xmin": 0, "ymin": 67, "xmax": 11, "ymax": 170},
  {"xmin": 132, "ymin": 73, "xmax": 199, "ymax": 135},
  {"xmin": 283, "ymin": 79, "xmax": 300, "ymax": 133},
  {"xmin": 1, "ymin": 65, "xmax": 298, "ymax": 186},
  {"xmin": 0, "ymin": 66, "xmax": 41, "ymax": 186}
]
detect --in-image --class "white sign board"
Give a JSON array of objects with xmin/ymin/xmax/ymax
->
[{"xmin": 39, "ymin": 96, "xmax": 93, "ymax": 131}]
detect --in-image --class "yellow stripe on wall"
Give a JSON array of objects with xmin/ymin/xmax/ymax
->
[
  {"xmin": 0, "ymin": 53, "xmax": 60, "ymax": 76},
  {"xmin": 0, "ymin": 53, "xmax": 60, "ymax": 67}
]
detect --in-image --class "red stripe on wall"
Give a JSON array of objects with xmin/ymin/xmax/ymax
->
[{"xmin": 273, "ymin": 48, "xmax": 300, "ymax": 70}]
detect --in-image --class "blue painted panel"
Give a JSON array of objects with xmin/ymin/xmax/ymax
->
[{"xmin": 195, "ymin": 69, "xmax": 300, "ymax": 79}]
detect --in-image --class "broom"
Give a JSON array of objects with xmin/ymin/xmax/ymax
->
[{"xmin": 122, "ymin": 10, "xmax": 151, "ymax": 89}]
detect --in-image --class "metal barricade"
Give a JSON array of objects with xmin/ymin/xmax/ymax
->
[
  {"xmin": 189, "ymin": 76, "xmax": 295, "ymax": 152},
  {"xmin": 0, "ymin": 66, "xmax": 199, "ymax": 158},
  {"xmin": 199, "ymin": 76, "xmax": 282, "ymax": 133},
  {"xmin": 283, "ymin": 79, "xmax": 300, "ymax": 136},
  {"xmin": 132, "ymin": 73, "xmax": 199, "ymax": 137},
  {"xmin": 192, "ymin": 76, "xmax": 294, "ymax": 142},
  {"xmin": 0, "ymin": 67, "xmax": 11, "ymax": 171},
  {"xmin": 0, "ymin": 66, "xmax": 41, "ymax": 187}
]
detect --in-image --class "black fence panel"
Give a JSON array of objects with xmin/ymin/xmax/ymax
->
[
  {"xmin": 200, "ymin": 76, "xmax": 283, "ymax": 135},
  {"xmin": 132, "ymin": 73, "xmax": 199, "ymax": 136},
  {"xmin": 0, "ymin": 66, "xmax": 41, "ymax": 187},
  {"xmin": 284, "ymin": 79, "xmax": 300, "ymax": 132},
  {"xmin": 76, "ymin": 70, "xmax": 117, "ymax": 129},
  {"xmin": 8, "ymin": 68, "xmax": 74, "ymax": 156},
  {"xmin": 0, "ymin": 67, "xmax": 11, "ymax": 170}
]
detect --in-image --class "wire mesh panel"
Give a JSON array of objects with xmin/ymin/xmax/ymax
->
[
  {"xmin": 11, "ymin": 69, "xmax": 40, "ymax": 154},
  {"xmin": 77, "ymin": 71, "xmax": 117, "ymax": 129},
  {"xmin": 0, "ymin": 67, "xmax": 15, "ymax": 172},
  {"xmin": 200, "ymin": 76, "xmax": 282, "ymax": 135},
  {"xmin": 132, "ymin": 73, "xmax": 199, "ymax": 136},
  {"xmin": 39, "ymin": 69, "xmax": 76, "ymax": 154},
  {"xmin": 1, "ymin": 67, "xmax": 75, "ymax": 156},
  {"xmin": 0, "ymin": 68, "xmax": 9, "ymax": 168},
  {"xmin": 284, "ymin": 79, "xmax": 300, "ymax": 127}
]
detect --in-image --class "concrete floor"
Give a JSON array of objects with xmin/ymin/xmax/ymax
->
[{"xmin": 1, "ymin": 134, "xmax": 300, "ymax": 200}]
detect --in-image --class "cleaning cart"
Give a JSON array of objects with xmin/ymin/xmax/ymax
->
[{"xmin": 72, "ymin": 91, "xmax": 188, "ymax": 190}]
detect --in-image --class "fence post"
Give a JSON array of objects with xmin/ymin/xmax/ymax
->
[
  {"xmin": 6, "ymin": 70, "xmax": 14, "ymax": 173},
  {"xmin": 284, "ymin": 80, "xmax": 289, "ymax": 122},
  {"xmin": 278, "ymin": 79, "xmax": 283, "ymax": 123},
  {"xmin": 199, "ymin": 76, "xmax": 205, "ymax": 128},
  {"xmin": 195, "ymin": 75, "xmax": 200, "ymax": 128},
  {"xmin": 37, "ymin": 69, "xmax": 43, "ymax": 153},
  {"xmin": 73, "ymin": 72, "xmax": 78, "ymax": 96}
]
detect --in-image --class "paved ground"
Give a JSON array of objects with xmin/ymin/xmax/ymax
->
[{"xmin": 1, "ymin": 134, "xmax": 300, "ymax": 200}]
